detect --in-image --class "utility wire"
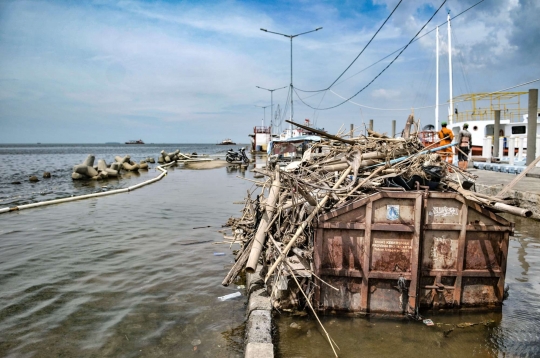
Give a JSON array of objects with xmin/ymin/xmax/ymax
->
[
  {"xmin": 326, "ymin": 78, "xmax": 540, "ymax": 111},
  {"xmin": 298, "ymin": 0, "xmax": 448, "ymax": 111},
  {"xmin": 325, "ymin": 0, "xmax": 403, "ymax": 90},
  {"xmin": 295, "ymin": 0, "xmax": 486, "ymax": 93}
]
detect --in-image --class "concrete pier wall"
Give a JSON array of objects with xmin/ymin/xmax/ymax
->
[{"xmin": 245, "ymin": 267, "xmax": 273, "ymax": 358}]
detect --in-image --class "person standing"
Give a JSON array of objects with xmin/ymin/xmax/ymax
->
[
  {"xmin": 438, "ymin": 121, "xmax": 454, "ymax": 164},
  {"xmin": 456, "ymin": 123, "xmax": 472, "ymax": 170}
]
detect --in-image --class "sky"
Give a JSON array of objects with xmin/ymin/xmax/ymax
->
[{"xmin": 0, "ymin": 0, "xmax": 539, "ymax": 143}]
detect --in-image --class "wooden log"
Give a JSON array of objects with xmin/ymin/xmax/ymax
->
[
  {"xmin": 321, "ymin": 159, "xmax": 377, "ymax": 172},
  {"xmin": 492, "ymin": 202, "xmax": 532, "ymax": 218},
  {"xmin": 443, "ymin": 181, "xmax": 532, "ymax": 218},
  {"xmin": 221, "ymin": 239, "xmax": 254, "ymax": 286},
  {"xmin": 367, "ymin": 129, "xmax": 387, "ymax": 138},
  {"xmin": 265, "ymin": 166, "xmax": 352, "ymax": 283},
  {"xmin": 286, "ymin": 120, "xmax": 356, "ymax": 145},
  {"xmin": 296, "ymin": 184, "xmax": 317, "ymax": 207},
  {"xmin": 402, "ymin": 114, "xmax": 414, "ymax": 139},
  {"xmin": 246, "ymin": 169, "xmax": 281, "ymax": 274}
]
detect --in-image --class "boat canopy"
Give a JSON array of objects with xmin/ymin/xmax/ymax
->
[{"xmin": 267, "ymin": 135, "xmax": 321, "ymax": 156}]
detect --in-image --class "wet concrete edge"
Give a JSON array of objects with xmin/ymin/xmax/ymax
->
[
  {"xmin": 245, "ymin": 266, "xmax": 274, "ymax": 358},
  {"xmin": 474, "ymin": 183, "xmax": 540, "ymax": 219}
]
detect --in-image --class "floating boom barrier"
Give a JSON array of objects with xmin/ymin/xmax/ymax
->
[{"xmin": 0, "ymin": 161, "xmax": 176, "ymax": 215}]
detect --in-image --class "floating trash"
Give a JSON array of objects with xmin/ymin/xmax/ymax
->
[{"xmin": 218, "ymin": 292, "xmax": 241, "ymax": 301}]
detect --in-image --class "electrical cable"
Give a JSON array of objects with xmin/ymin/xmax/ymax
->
[
  {"xmin": 298, "ymin": 0, "xmax": 448, "ymax": 111},
  {"xmin": 295, "ymin": 0, "xmax": 486, "ymax": 93},
  {"xmin": 325, "ymin": 0, "xmax": 403, "ymax": 90},
  {"xmin": 325, "ymin": 78, "xmax": 540, "ymax": 111}
]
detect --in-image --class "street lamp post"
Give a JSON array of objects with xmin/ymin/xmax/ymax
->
[
  {"xmin": 256, "ymin": 85, "xmax": 287, "ymax": 135},
  {"xmin": 260, "ymin": 27, "xmax": 322, "ymax": 135},
  {"xmin": 254, "ymin": 105, "xmax": 270, "ymax": 127}
]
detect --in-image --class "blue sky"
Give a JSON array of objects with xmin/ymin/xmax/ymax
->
[{"xmin": 1, "ymin": 0, "xmax": 539, "ymax": 143}]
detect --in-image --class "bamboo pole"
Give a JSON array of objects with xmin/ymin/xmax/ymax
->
[
  {"xmin": 265, "ymin": 167, "xmax": 352, "ymax": 282},
  {"xmin": 246, "ymin": 169, "xmax": 281, "ymax": 273},
  {"xmin": 338, "ymin": 165, "xmax": 386, "ymax": 204},
  {"xmin": 286, "ymin": 120, "xmax": 356, "ymax": 145}
]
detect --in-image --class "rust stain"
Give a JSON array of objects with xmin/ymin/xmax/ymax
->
[
  {"xmin": 430, "ymin": 237, "xmax": 456, "ymax": 270},
  {"xmin": 465, "ymin": 240, "xmax": 486, "ymax": 269},
  {"xmin": 372, "ymin": 250, "xmax": 411, "ymax": 272}
]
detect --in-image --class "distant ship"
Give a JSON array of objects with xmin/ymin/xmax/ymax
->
[
  {"xmin": 125, "ymin": 139, "xmax": 145, "ymax": 144},
  {"xmin": 217, "ymin": 138, "xmax": 236, "ymax": 145}
]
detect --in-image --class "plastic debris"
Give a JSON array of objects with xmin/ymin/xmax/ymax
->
[
  {"xmin": 290, "ymin": 322, "xmax": 301, "ymax": 329},
  {"xmin": 218, "ymin": 292, "xmax": 241, "ymax": 301},
  {"xmin": 214, "ymin": 252, "xmax": 225, "ymax": 256},
  {"xmin": 423, "ymin": 319, "xmax": 435, "ymax": 326}
]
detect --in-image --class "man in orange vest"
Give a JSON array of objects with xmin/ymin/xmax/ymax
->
[{"xmin": 438, "ymin": 121, "xmax": 454, "ymax": 164}]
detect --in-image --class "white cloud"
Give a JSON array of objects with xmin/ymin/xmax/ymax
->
[
  {"xmin": 0, "ymin": 0, "xmax": 538, "ymax": 143},
  {"xmin": 371, "ymin": 88, "xmax": 401, "ymax": 99}
]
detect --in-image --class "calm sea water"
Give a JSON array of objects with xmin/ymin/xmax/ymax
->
[
  {"xmin": 1, "ymin": 144, "xmax": 539, "ymax": 358},
  {"xmin": 0, "ymin": 143, "xmax": 252, "ymax": 357},
  {"xmin": 0, "ymin": 143, "xmax": 246, "ymax": 207}
]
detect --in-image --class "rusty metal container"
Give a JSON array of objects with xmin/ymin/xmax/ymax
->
[{"xmin": 313, "ymin": 191, "xmax": 513, "ymax": 316}]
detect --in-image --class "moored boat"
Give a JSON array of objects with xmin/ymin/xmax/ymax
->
[{"xmin": 447, "ymin": 92, "xmax": 540, "ymax": 156}]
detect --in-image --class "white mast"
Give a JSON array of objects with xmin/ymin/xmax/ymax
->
[
  {"xmin": 448, "ymin": 12, "xmax": 453, "ymax": 126},
  {"xmin": 436, "ymin": 26, "xmax": 439, "ymax": 130}
]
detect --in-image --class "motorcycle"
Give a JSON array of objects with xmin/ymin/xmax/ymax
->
[{"xmin": 226, "ymin": 147, "xmax": 250, "ymax": 163}]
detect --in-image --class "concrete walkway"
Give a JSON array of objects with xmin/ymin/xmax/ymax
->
[
  {"xmin": 245, "ymin": 267, "xmax": 274, "ymax": 358},
  {"xmin": 469, "ymin": 168, "xmax": 540, "ymax": 219}
]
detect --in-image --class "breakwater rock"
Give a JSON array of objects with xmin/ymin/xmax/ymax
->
[{"xmin": 72, "ymin": 154, "xmax": 151, "ymax": 180}]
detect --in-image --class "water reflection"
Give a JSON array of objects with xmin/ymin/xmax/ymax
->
[
  {"xmin": 0, "ymin": 168, "xmax": 252, "ymax": 357},
  {"xmin": 276, "ymin": 216, "xmax": 540, "ymax": 357}
]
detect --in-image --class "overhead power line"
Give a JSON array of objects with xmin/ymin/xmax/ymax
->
[
  {"xmin": 326, "ymin": 0, "xmax": 403, "ymax": 90},
  {"xmin": 297, "ymin": 0, "xmax": 448, "ymax": 111},
  {"xmin": 325, "ymin": 78, "xmax": 540, "ymax": 111},
  {"xmin": 294, "ymin": 0, "xmax": 486, "ymax": 95},
  {"xmin": 296, "ymin": 0, "xmax": 403, "ymax": 94}
]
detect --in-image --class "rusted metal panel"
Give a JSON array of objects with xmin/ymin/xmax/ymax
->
[
  {"xmin": 319, "ymin": 229, "xmax": 364, "ymax": 272},
  {"xmin": 422, "ymin": 231, "xmax": 460, "ymax": 270},
  {"xmin": 314, "ymin": 191, "xmax": 513, "ymax": 316},
  {"xmin": 370, "ymin": 232, "xmax": 413, "ymax": 272},
  {"xmin": 368, "ymin": 279, "xmax": 409, "ymax": 313},
  {"xmin": 318, "ymin": 276, "xmax": 363, "ymax": 312}
]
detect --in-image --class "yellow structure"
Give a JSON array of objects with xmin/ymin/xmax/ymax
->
[{"xmin": 450, "ymin": 92, "xmax": 531, "ymax": 123}]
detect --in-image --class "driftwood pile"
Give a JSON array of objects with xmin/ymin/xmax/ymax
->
[
  {"xmin": 221, "ymin": 118, "xmax": 530, "ymax": 300},
  {"xmin": 71, "ymin": 154, "xmax": 149, "ymax": 180},
  {"xmin": 220, "ymin": 118, "xmax": 530, "ymax": 356}
]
